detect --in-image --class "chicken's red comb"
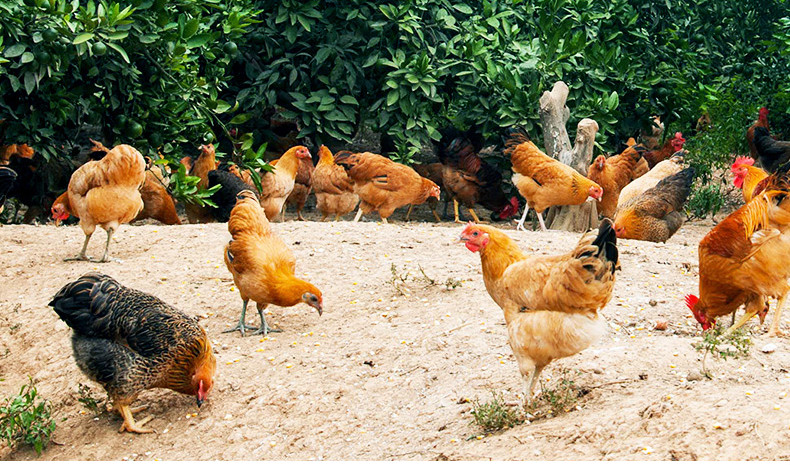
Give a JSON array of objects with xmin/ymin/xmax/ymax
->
[
  {"xmin": 731, "ymin": 156, "xmax": 755, "ymax": 169},
  {"xmin": 684, "ymin": 294, "xmax": 699, "ymax": 310},
  {"xmin": 759, "ymin": 107, "xmax": 769, "ymax": 118},
  {"xmin": 673, "ymin": 132, "xmax": 685, "ymax": 141}
]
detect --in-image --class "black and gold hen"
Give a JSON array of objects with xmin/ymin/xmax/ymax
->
[{"xmin": 49, "ymin": 273, "xmax": 216, "ymax": 434}]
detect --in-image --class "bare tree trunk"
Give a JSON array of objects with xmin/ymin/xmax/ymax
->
[{"xmin": 538, "ymin": 81, "xmax": 600, "ymax": 232}]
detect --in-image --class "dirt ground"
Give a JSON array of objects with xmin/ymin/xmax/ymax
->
[{"xmin": 1, "ymin": 206, "xmax": 789, "ymax": 461}]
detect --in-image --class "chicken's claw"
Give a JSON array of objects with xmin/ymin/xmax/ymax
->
[{"xmin": 222, "ymin": 323, "xmax": 259, "ymax": 337}]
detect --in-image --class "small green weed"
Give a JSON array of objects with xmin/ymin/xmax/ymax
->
[
  {"xmin": 470, "ymin": 391, "xmax": 523, "ymax": 433},
  {"xmin": 76, "ymin": 384, "xmax": 105, "ymax": 416},
  {"xmin": 524, "ymin": 371, "xmax": 586, "ymax": 421},
  {"xmin": 693, "ymin": 323, "xmax": 753, "ymax": 377},
  {"xmin": 0, "ymin": 379, "xmax": 56, "ymax": 455},
  {"xmin": 388, "ymin": 264, "xmax": 411, "ymax": 296}
]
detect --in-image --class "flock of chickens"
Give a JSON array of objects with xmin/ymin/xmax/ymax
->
[{"xmin": 2, "ymin": 107, "xmax": 790, "ymax": 437}]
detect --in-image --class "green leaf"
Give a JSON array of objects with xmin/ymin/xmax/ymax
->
[
  {"xmin": 106, "ymin": 42, "xmax": 129, "ymax": 63},
  {"xmin": 213, "ymin": 99, "xmax": 232, "ymax": 114},
  {"xmin": 24, "ymin": 72, "xmax": 36, "ymax": 94},
  {"xmin": 73, "ymin": 33, "xmax": 95, "ymax": 45},
  {"xmin": 453, "ymin": 4, "xmax": 473, "ymax": 14},
  {"xmin": 20, "ymin": 52, "xmax": 34, "ymax": 64},
  {"xmin": 187, "ymin": 34, "xmax": 211, "ymax": 48},
  {"xmin": 229, "ymin": 113, "xmax": 252, "ymax": 125},
  {"xmin": 4, "ymin": 44, "xmax": 26, "ymax": 58},
  {"xmin": 340, "ymin": 95, "xmax": 358, "ymax": 105},
  {"xmin": 183, "ymin": 18, "xmax": 199, "ymax": 39},
  {"xmin": 386, "ymin": 90, "xmax": 398, "ymax": 106}
]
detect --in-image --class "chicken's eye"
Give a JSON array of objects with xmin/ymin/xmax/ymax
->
[{"xmin": 472, "ymin": 231, "xmax": 479, "ymax": 237}]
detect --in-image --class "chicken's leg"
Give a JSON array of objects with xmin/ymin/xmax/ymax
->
[
  {"xmin": 321, "ymin": 213, "xmax": 328, "ymax": 222},
  {"xmin": 522, "ymin": 365, "xmax": 545, "ymax": 400},
  {"xmin": 252, "ymin": 305, "xmax": 282, "ymax": 336},
  {"xmin": 334, "ymin": 214, "xmax": 341, "ymax": 221},
  {"xmin": 380, "ymin": 216, "xmax": 388, "ymax": 224},
  {"xmin": 296, "ymin": 209, "xmax": 305, "ymax": 221},
  {"xmin": 453, "ymin": 199, "xmax": 462, "ymax": 223},
  {"xmin": 405, "ymin": 204, "xmax": 414, "ymax": 222},
  {"xmin": 117, "ymin": 404, "xmax": 154, "ymax": 434},
  {"xmin": 515, "ymin": 205, "xmax": 530, "ymax": 231},
  {"xmin": 467, "ymin": 208, "xmax": 482, "ymax": 223},
  {"xmin": 93, "ymin": 227, "xmax": 118, "ymax": 263},
  {"xmin": 768, "ymin": 295, "xmax": 786, "ymax": 337},
  {"xmin": 223, "ymin": 299, "xmax": 258, "ymax": 337},
  {"xmin": 431, "ymin": 206, "xmax": 441, "ymax": 223},
  {"xmin": 64, "ymin": 233, "xmax": 93, "ymax": 261},
  {"xmin": 536, "ymin": 212, "xmax": 548, "ymax": 231},
  {"xmin": 724, "ymin": 298, "xmax": 763, "ymax": 337},
  {"xmin": 353, "ymin": 207, "xmax": 363, "ymax": 222}
]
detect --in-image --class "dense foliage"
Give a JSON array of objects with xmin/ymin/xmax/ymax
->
[{"xmin": 1, "ymin": 0, "xmax": 790, "ymax": 212}]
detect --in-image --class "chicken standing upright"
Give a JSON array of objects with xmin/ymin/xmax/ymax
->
[
  {"xmin": 275, "ymin": 153, "xmax": 314, "ymax": 221},
  {"xmin": 53, "ymin": 142, "xmax": 145, "ymax": 262},
  {"xmin": 687, "ymin": 173, "xmax": 790, "ymax": 337},
  {"xmin": 312, "ymin": 146, "xmax": 359, "ymax": 221},
  {"xmin": 223, "ymin": 191, "xmax": 323, "ymax": 336},
  {"xmin": 333, "ymin": 151, "xmax": 441, "ymax": 223},
  {"xmin": 182, "ymin": 144, "xmax": 218, "ymax": 224},
  {"xmin": 731, "ymin": 157, "xmax": 769, "ymax": 203},
  {"xmin": 434, "ymin": 127, "xmax": 519, "ymax": 223},
  {"xmin": 587, "ymin": 145, "xmax": 646, "ymax": 218},
  {"xmin": 747, "ymin": 107, "xmax": 770, "ymax": 159},
  {"xmin": 49, "ymin": 273, "xmax": 216, "ymax": 433},
  {"xmin": 614, "ymin": 168, "xmax": 694, "ymax": 243},
  {"xmin": 459, "ymin": 219, "xmax": 619, "ymax": 397},
  {"xmin": 505, "ymin": 128, "xmax": 602, "ymax": 231},
  {"xmin": 258, "ymin": 145, "xmax": 311, "ymax": 220}
]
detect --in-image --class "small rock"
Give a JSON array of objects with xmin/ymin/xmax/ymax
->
[
  {"xmin": 649, "ymin": 299, "xmax": 658, "ymax": 307},
  {"xmin": 714, "ymin": 399, "xmax": 727, "ymax": 408},
  {"xmin": 761, "ymin": 343, "xmax": 777, "ymax": 354},
  {"xmin": 654, "ymin": 320, "xmax": 668, "ymax": 331},
  {"xmin": 592, "ymin": 367, "xmax": 603, "ymax": 374},
  {"xmin": 687, "ymin": 370, "xmax": 703, "ymax": 382}
]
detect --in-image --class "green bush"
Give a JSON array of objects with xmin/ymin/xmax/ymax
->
[{"xmin": 0, "ymin": 380, "xmax": 56, "ymax": 455}]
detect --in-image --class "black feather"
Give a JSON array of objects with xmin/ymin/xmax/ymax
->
[
  {"xmin": 207, "ymin": 170, "xmax": 258, "ymax": 222},
  {"xmin": 0, "ymin": 166, "xmax": 17, "ymax": 206},
  {"xmin": 753, "ymin": 126, "xmax": 790, "ymax": 173}
]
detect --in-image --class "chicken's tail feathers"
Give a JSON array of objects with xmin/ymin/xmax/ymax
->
[
  {"xmin": 49, "ymin": 273, "xmax": 117, "ymax": 337},
  {"xmin": 590, "ymin": 218, "xmax": 619, "ymax": 273},
  {"xmin": 333, "ymin": 151, "xmax": 355, "ymax": 170},
  {"xmin": 501, "ymin": 127, "xmax": 531, "ymax": 152}
]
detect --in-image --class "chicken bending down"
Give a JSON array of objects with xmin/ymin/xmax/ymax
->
[
  {"xmin": 49, "ymin": 273, "xmax": 216, "ymax": 433},
  {"xmin": 617, "ymin": 151, "xmax": 685, "ymax": 209},
  {"xmin": 56, "ymin": 143, "xmax": 145, "ymax": 262},
  {"xmin": 333, "ymin": 151, "xmax": 440, "ymax": 223},
  {"xmin": 223, "ymin": 191, "xmax": 323, "ymax": 336},
  {"xmin": 504, "ymin": 128, "xmax": 602, "ymax": 231},
  {"xmin": 313, "ymin": 146, "xmax": 359, "ymax": 221},
  {"xmin": 687, "ymin": 173, "xmax": 790, "ymax": 337},
  {"xmin": 613, "ymin": 167, "xmax": 694, "ymax": 243},
  {"xmin": 460, "ymin": 219, "xmax": 619, "ymax": 398}
]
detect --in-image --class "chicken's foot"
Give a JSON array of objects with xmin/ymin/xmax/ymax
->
[
  {"xmin": 431, "ymin": 206, "xmax": 441, "ymax": 223},
  {"xmin": 91, "ymin": 228, "xmax": 121, "ymax": 263},
  {"xmin": 515, "ymin": 205, "xmax": 530, "ymax": 231},
  {"xmin": 251, "ymin": 307, "xmax": 282, "ymax": 336},
  {"xmin": 334, "ymin": 214, "xmax": 341, "ymax": 221},
  {"xmin": 64, "ymin": 234, "xmax": 93, "ymax": 261},
  {"xmin": 296, "ymin": 210, "xmax": 305, "ymax": 221},
  {"xmin": 467, "ymin": 208, "xmax": 485, "ymax": 224},
  {"xmin": 453, "ymin": 199, "xmax": 462, "ymax": 223},
  {"xmin": 536, "ymin": 212, "xmax": 548, "ymax": 231},
  {"xmin": 223, "ymin": 300, "xmax": 258, "ymax": 337},
  {"xmin": 724, "ymin": 299, "xmax": 763, "ymax": 337},
  {"xmin": 117, "ymin": 404, "xmax": 155, "ymax": 434},
  {"xmin": 405, "ymin": 204, "xmax": 414, "ymax": 222},
  {"xmin": 353, "ymin": 207, "xmax": 363, "ymax": 222},
  {"xmin": 523, "ymin": 365, "xmax": 545, "ymax": 400},
  {"xmin": 768, "ymin": 295, "xmax": 786, "ymax": 337}
]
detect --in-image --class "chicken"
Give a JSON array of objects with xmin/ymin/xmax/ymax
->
[
  {"xmin": 0, "ymin": 143, "xmax": 34, "ymax": 165},
  {"xmin": 434, "ymin": 128, "xmax": 519, "ymax": 223},
  {"xmin": 410, "ymin": 162, "xmax": 445, "ymax": 221},
  {"xmin": 206, "ymin": 169, "xmax": 258, "ymax": 222},
  {"xmin": 459, "ymin": 219, "xmax": 619, "ymax": 397},
  {"xmin": 617, "ymin": 151, "xmax": 686, "ymax": 209},
  {"xmin": 686, "ymin": 174, "xmax": 790, "ymax": 337},
  {"xmin": 731, "ymin": 156, "xmax": 769, "ymax": 203},
  {"xmin": 333, "ymin": 151, "xmax": 441, "ymax": 223},
  {"xmin": 312, "ymin": 146, "xmax": 359, "ymax": 221},
  {"xmin": 49, "ymin": 273, "xmax": 216, "ymax": 433},
  {"xmin": 623, "ymin": 137, "xmax": 649, "ymax": 180},
  {"xmin": 272, "ymin": 152, "xmax": 314, "ymax": 221},
  {"xmin": 587, "ymin": 145, "xmax": 646, "ymax": 218},
  {"xmin": 752, "ymin": 126, "xmax": 790, "ymax": 173},
  {"xmin": 182, "ymin": 144, "xmax": 217, "ymax": 224},
  {"xmin": 643, "ymin": 132, "xmax": 686, "ymax": 168},
  {"xmin": 0, "ymin": 166, "xmax": 16, "ymax": 215},
  {"xmin": 747, "ymin": 107, "xmax": 770, "ymax": 159},
  {"xmin": 51, "ymin": 143, "xmax": 145, "ymax": 262},
  {"xmin": 613, "ymin": 168, "xmax": 694, "ymax": 243},
  {"xmin": 135, "ymin": 169, "xmax": 181, "ymax": 225},
  {"xmin": 505, "ymin": 128, "xmax": 603, "ymax": 231},
  {"xmin": 223, "ymin": 190, "xmax": 323, "ymax": 336},
  {"xmin": 258, "ymin": 145, "xmax": 311, "ymax": 220},
  {"xmin": 639, "ymin": 116, "xmax": 664, "ymax": 150},
  {"xmin": 228, "ymin": 164, "xmax": 257, "ymax": 191}
]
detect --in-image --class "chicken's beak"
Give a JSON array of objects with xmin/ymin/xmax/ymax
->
[
  {"xmin": 316, "ymin": 303, "xmax": 323, "ymax": 316},
  {"xmin": 196, "ymin": 397, "xmax": 204, "ymax": 408},
  {"xmin": 458, "ymin": 235, "xmax": 468, "ymax": 244}
]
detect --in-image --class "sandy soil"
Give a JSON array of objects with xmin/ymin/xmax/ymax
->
[{"xmin": 1, "ymin": 207, "xmax": 789, "ymax": 460}]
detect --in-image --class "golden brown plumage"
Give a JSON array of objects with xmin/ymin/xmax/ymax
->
[
  {"xmin": 183, "ymin": 144, "xmax": 217, "ymax": 224},
  {"xmin": 588, "ymin": 146, "xmax": 646, "ymax": 218},
  {"xmin": 135, "ymin": 169, "xmax": 181, "ymax": 225},
  {"xmin": 59, "ymin": 142, "xmax": 145, "ymax": 262},
  {"xmin": 223, "ymin": 190, "xmax": 323, "ymax": 336},
  {"xmin": 312, "ymin": 146, "xmax": 359, "ymax": 221},
  {"xmin": 643, "ymin": 133, "xmax": 685, "ymax": 168},
  {"xmin": 333, "ymin": 151, "xmax": 440, "ymax": 223},
  {"xmin": 614, "ymin": 168, "xmax": 694, "ymax": 243},
  {"xmin": 258, "ymin": 145, "xmax": 311, "ymax": 220},
  {"xmin": 50, "ymin": 273, "xmax": 216, "ymax": 433},
  {"xmin": 460, "ymin": 220, "xmax": 619, "ymax": 397},
  {"xmin": 505, "ymin": 128, "xmax": 602, "ymax": 231},
  {"xmin": 687, "ymin": 177, "xmax": 790, "ymax": 337},
  {"xmin": 274, "ymin": 153, "xmax": 314, "ymax": 221}
]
